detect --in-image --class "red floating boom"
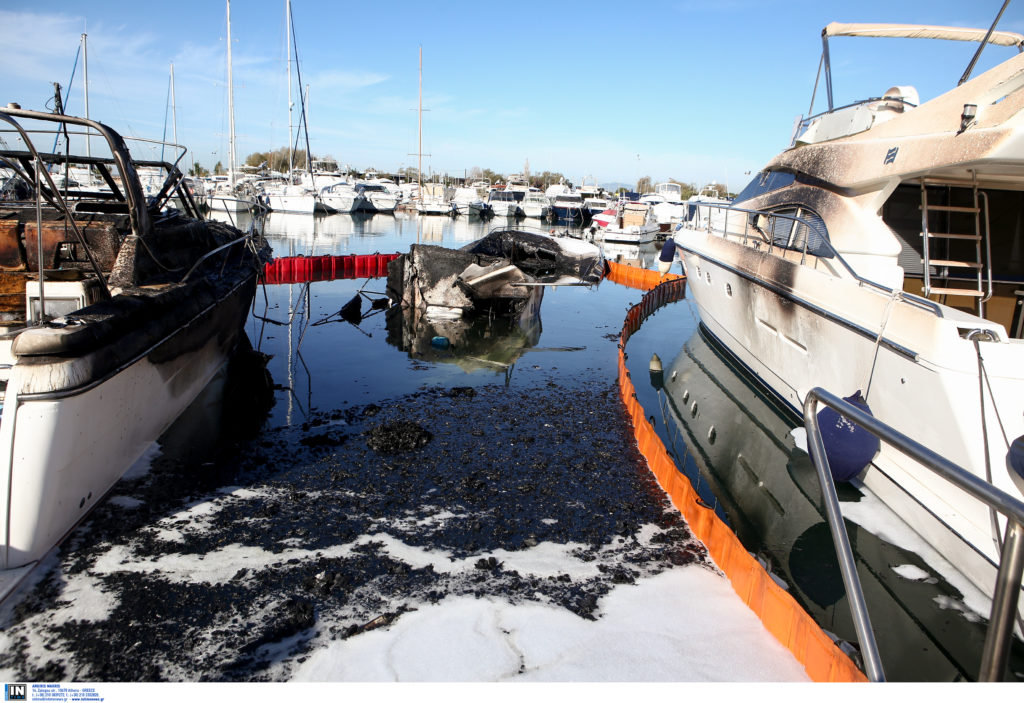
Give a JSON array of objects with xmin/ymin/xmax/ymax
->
[{"xmin": 262, "ymin": 253, "xmax": 401, "ymax": 284}]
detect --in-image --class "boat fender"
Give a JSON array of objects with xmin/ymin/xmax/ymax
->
[
  {"xmin": 658, "ymin": 239, "xmax": 675, "ymax": 275},
  {"xmin": 659, "ymin": 238, "xmax": 675, "ymax": 262},
  {"xmin": 816, "ymin": 390, "xmax": 879, "ymax": 482},
  {"xmin": 649, "ymin": 353, "xmax": 664, "ymax": 391},
  {"xmin": 1008, "ymin": 435, "xmax": 1024, "ymax": 495},
  {"xmin": 431, "ymin": 336, "xmax": 450, "ymax": 350}
]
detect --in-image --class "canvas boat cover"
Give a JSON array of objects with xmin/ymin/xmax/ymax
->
[{"xmin": 823, "ymin": 22, "xmax": 1024, "ymax": 49}]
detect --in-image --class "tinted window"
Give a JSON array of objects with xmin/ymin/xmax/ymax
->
[{"xmin": 733, "ymin": 171, "xmax": 796, "ymax": 204}]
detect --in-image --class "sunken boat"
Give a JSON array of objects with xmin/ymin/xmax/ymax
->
[
  {"xmin": 0, "ymin": 104, "xmax": 269, "ymax": 571},
  {"xmin": 386, "ymin": 227, "xmax": 604, "ymax": 319}
]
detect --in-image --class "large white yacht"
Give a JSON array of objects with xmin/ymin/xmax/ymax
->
[{"xmin": 674, "ymin": 22, "xmax": 1024, "ymax": 610}]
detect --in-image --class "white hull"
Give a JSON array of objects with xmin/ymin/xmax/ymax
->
[
  {"xmin": 595, "ymin": 224, "xmax": 659, "ymax": 244},
  {"xmin": 677, "ymin": 232, "xmax": 1024, "ymax": 605},
  {"xmin": 522, "ymin": 204, "xmax": 550, "ymax": 219},
  {"xmin": 416, "ymin": 199, "xmax": 453, "ymax": 216},
  {"xmin": 453, "ymin": 201, "xmax": 486, "ymax": 217},
  {"xmin": 209, "ymin": 195, "xmax": 251, "ymax": 213},
  {"xmin": 266, "ymin": 192, "xmax": 316, "ymax": 214},
  {"xmin": 489, "ymin": 202, "xmax": 520, "ymax": 218},
  {"xmin": 357, "ymin": 194, "xmax": 398, "ymax": 213},
  {"xmin": 319, "ymin": 193, "xmax": 358, "ymax": 213},
  {"xmin": 0, "ymin": 276, "xmax": 255, "ymax": 569}
]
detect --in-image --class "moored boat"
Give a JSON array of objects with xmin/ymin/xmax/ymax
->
[
  {"xmin": 0, "ymin": 105, "xmax": 269, "ymax": 572},
  {"xmin": 673, "ymin": 21, "xmax": 1024, "ymax": 614},
  {"xmin": 593, "ymin": 201, "xmax": 659, "ymax": 244}
]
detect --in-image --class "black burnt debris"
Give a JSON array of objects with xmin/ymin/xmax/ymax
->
[{"xmin": 0, "ymin": 376, "xmax": 712, "ymax": 681}]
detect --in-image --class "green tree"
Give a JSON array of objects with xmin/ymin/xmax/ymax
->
[
  {"xmin": 636, "ymin": 175, "xmax": 652, "ymax": 193},
  {"xmin": 665, "ymin": 179, "xmax": 695, "ymax": 200},
  {"xmin": 213, "ymin": 161, "xmax": 224, "ymax": 175},
  {"xmin": 189, "ymin": 162, "xmax": 209, "ymax": 177},
  {"xmin": 530, "ymin": 171, "xmax": 565, "ymax": 189}
]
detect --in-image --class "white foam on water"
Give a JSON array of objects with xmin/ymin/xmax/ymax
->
[{"xmin": 291, "ymin": 568, "xmax": 808, "ymax": 682}]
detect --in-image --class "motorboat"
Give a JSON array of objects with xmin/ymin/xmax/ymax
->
[
  {"xmin": 592, "ymin": 201, "xmax": 659, "ymax": 244},
  {"xmin": 354, "ymin": 182, "xmax": 399, "ymax": 213},
  {"xmin": 263, "ymin": 181, "xmax": 317, "ymax": 214},
  {"xmin": 487, "ymin": 188, "xmax": 521, "ymax": 218},
  {"xmin": 550, "ymin": 190, "xmax": 588, "ymax": 223},
  {"xmin": 450, "ymin": 186, "xmax": 490, "ymax": 217},
  {"xmin": 520, "ymin": 190, "xmax": 551, "ymax": 219},
  {"xmin": 318, "ymin": 180, "xmax": 359, "ymax": 213},
  {"xmin": 416, "ymin": 182, "xmax": 454, "ymax": 215},
  {"xmin": 673, "ymin": 21, "xmax": 1024, "ymax": 612},
  {"xmin": 0, "ymin": 104, "xmax": 268, "ymax": 571},
  {"xmin": 580, "ymin": 181, "xmax": 611, "ymax": 219},
  {"xmin": 649, "ymin": 182, "xmax": 688, "ymax": 230}
]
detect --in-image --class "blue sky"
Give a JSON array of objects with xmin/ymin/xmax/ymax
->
[{"xmin": 3, "ymin": 1, "xmax": 1023, "ymax": 190}]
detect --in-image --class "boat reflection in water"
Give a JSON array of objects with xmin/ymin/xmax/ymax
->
[
  {"xmin": 385, "ymin": 286, "xmax": 543, "ymax": 383},
  {"xmin": 654, "ymin": 326, "xmax": 1024, "ymax": 681}
]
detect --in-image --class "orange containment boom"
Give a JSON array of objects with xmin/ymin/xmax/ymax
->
[
  {"xmin": 263, "ymin": 253, "xmax": 401, "ymax": 285},
  {"xmin": 615, "ymin": 264, "xmax": 867, "ymax": 683},
  {"xmin": 605, "ymin": 260, "xmax": 684, "ymax": 291}
]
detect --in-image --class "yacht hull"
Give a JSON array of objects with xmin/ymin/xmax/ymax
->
[
  {"xmin": 677, "ymin": 231, "xmax": 1024, "ymax": 608},
  {"xmin": 0, "ymin": 273, "xmax": 257, "ymax": 569}
]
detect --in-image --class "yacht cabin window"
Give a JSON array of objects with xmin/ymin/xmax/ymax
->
[{"xmin": 733, "ymin": 170, "xmax": 797, "ymax": 203}]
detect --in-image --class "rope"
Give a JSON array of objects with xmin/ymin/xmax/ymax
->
[
  {"xmin": 863, "ymin": 289, "xmax": 902, "ymax": 402},
  {"xmin": 971, "ymin": 337, "xmax": 1024, "ymax": 635}
]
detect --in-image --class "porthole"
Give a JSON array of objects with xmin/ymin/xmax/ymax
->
[
  {"xmin": 708, "ymin": 426, "xmax": 717, "ymax": 445},
  {"xmin": 682, "ymin": 390, "xmax": 689, "ymax": 404},
  {"xmin": 705, "ymin": 271, "xmax": 711, "ymax": 285},
  {"xmin": 725, "ymin": 283, "xmax": 732, "ymax": 297},
  {"xmin": 690, "ymin": 401, "xmax": 698, "ymax": 418}
]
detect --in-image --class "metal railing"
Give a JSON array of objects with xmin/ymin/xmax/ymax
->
[
  {"xmin": 679, "ymin": 202, "xmax": 944, "ymax": 318},
  {"xmin": 790, "ymin": 96, "xmax": 919, "ymax": 147},
  {"xmin": 803, "ymin": 387, "xmax": 1024, "ymax": 681}
]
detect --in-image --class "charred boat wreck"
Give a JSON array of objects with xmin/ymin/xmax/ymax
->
[
  {"xmin": 386, "ymin": 227, "xmax": 605, "ymax": 319},
  {"xmin": 0, "ymin": 105, "xmax": 269, "ymax": 572}
]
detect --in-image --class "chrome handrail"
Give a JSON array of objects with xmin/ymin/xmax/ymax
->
[
  {"xmin": 803, "ymin": 387, "xmax": 1024, "ymax": 682},
  {"xmin": 679, "ymin": 202, "xmax": 944, "ymax": 318}
]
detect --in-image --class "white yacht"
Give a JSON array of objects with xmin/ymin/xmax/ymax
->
[
  {"xmin": 450, "ymin": 186, "xmax": 488, "ymax": 217},
  {"xmin": 318, "ymin": 179, "xmax": 360, "ymax": 213},
  {"xmin": 674, "ymin": 22, "xmax": 1024, "ymax": 609},
  {"xmin": 521, "ymin": 190, "xmax": 552, "ymax": 219},
  {"xmin": 487, "ymin": 188, "xmax": 521, "ymax": 218},
  {"xmin": 649, "ymin": 182, "xmax": 688, "ymax": 229},
  {"xmin": 263, "ymin": 181, "xmax": 317, "ymax": 214},
  {"xmin": 354, "ymin": 182, "xmax": 399, "ymax": 213}
]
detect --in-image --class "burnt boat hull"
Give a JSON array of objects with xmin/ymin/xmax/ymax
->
[{"xmin": 0, "ymin": 272, "xmax": 257, "ymax": 569}]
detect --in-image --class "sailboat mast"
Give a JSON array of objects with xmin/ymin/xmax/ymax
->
[
  {"xmin": 418, "ymin": 45, "xmax": 422, "ymax": 196},
  {"xmin": 226, "ymin": 0, "xmax": 236, "ymax": 187},
  {"xmin": 170, "ymin": 62, "xmax": 178, "ymax": 148},
  {"xmin": 82, "ymin": 32, "xmax": 90, "ymax": 158},
  {"xmin": 287, "ymin": 0, "xmax": 293, "ymax": 177}
]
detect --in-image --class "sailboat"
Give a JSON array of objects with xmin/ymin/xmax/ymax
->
[
  {"xmin": 264, "ymin": 0, "xmax": 319, "ymax": 215},
  {"xmin": 209, "ymin": 0, "xmax": 257, "ymax": 215}
]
